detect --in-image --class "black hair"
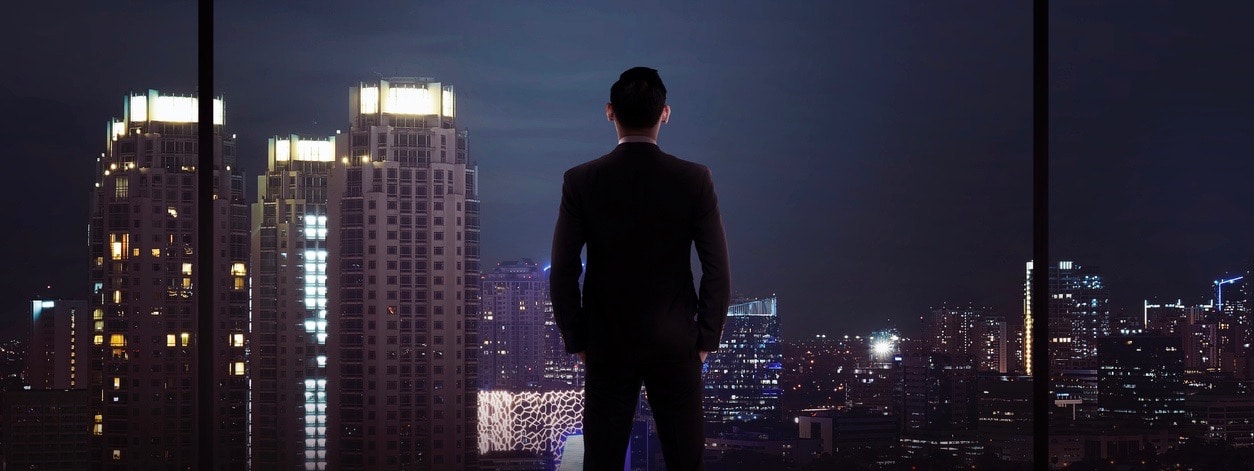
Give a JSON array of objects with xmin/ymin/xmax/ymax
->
[{"xmin": 610, "ymin": 67, "xmax": 667, "ymax": 130}]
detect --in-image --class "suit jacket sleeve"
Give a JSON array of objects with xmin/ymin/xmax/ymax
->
[
  {"xmin": 694, "ymin": 166, "xmax": 732, "ymax": 351},
  {"xmin": 550, "ymin": 170, "xmax": 588, "ymax": 354}
]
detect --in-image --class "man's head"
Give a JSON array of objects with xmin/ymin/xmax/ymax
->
[{"xmin": 607, "ymin": 67, "xmax": 670, "ymax": 136}]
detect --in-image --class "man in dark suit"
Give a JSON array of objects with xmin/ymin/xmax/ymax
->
[{"xmin": 550, "ymin": 67, "xmax": 731, "ymax": 470}]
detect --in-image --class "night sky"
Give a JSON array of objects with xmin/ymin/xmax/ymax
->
[{"xmin": 0, "ymin": 1, "xmax": 1246, "ymax": 342}]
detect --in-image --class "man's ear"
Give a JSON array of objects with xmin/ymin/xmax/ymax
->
[
  {"xmin": 606, "ymin": 103, "xmax": 615, "ymax": 122},
  {"xmin": 660, "ymin": 104, "xmax": 671, "ymax": 124}
]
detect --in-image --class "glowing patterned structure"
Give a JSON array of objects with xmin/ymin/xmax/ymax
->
[{"xmin": 478, "ymin": 390, "xmax": 584, "ymax": 459}]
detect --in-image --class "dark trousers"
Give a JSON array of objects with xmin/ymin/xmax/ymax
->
[{"xmin": 582, "ymin": 351, "xmax": 706, "ymax": 470}]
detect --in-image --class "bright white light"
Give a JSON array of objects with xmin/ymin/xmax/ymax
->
[
  {"xmin": 295, "ymin": 140, "xmax": 334, "ymax": 162},
  {"xmin": 384, "ymin": 86, "xmax": 436, "ymax": 115},
  {"xmin": 275, "ymin": 139, "xmax": 291, "ymax": 162},
  {"xmin": 360, "ymin": 87, "xmax": 379, "ymax": 114},
  {"xmin": 442, "ymin": 88, "xmax": 456, "ymax": 118},
  {"xmin": 130, "ymin": 95, "xmax": 148, "ymax": 122},
  {"xmin": 874, "ymin": 341, "xmax": 893, "ymax": 356}
]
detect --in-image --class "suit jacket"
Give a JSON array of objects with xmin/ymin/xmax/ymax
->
[{"xmin": 550, "ymin": 141, "xmax": 731, "ymax": 364}]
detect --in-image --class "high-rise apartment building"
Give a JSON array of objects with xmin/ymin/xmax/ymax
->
[
  {"xmin": 1023, "ymin": 261, "xmax": 1110, "ymax": 375},
  {"xmin": 326, "ymin": 78, "xmax": 479, "ymax": 470},
  {"xmin": 26, "ymin": 299, "xmax": 90, "ymax": 389},
  {"xmin": 88, "ymin": 90, "xmax": 248, "ymax": 469},
  {"xmin": 703, "ymin": 296, "xmax": 782, "ymax": 422},
  {"xmin": 975, "ymin": 315, "xmax": 1009, "ymax": 373},
  {"xmin": 250, "ymin": 134, "xmax": 336, "ymax": 469},
  {"xmin": 479, "ymin": 259, "xmax": 549, "ymax": 391}
]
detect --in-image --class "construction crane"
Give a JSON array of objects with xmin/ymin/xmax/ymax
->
[{"xmin": 1214, "ymin": 275, "xmax": 1244, "ymax": 311}]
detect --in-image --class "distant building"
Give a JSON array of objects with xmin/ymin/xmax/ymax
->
[
  {"xmin": 975, "ymin": 373, "xmax": 1032, "ymax": 463},
  {"xmin": 1097, "ymin": 334, "xmax": 1188, "ymax": 428},
  {"xmin": 924, "ymin": 303, "xmax": 1009, "ymax": 373},
  {"xmin": 704, "ymin": 296, "xmax": 783, "ymax": 422},
  {"xmin": 705, "ymin": 426, "xmax": 822, "ymax": 466},
  {"xmin": 896, "ymin": 344, "xmax": 977, "ymax": 433},
  {"xmin": 2, "ymin": 389, "xmax": 91, "ymax": 470},
  {"xmin": 1184, "ymin": 383, "xmax": 1254, "ymax": 448},
  {"xmin": 922, "ymin": 303, "xmax": 984, "ymax": 364},
  {"xmin": 782, "ymin": 335, "xmax": 861, "ymax": 414},
  {"xmin": 797, "ymin": 407, "xmax": 897, "ymax": 455},
  {"xmin": 480, "ymin": 259, "xmax": 574, "ymax": 391},
  {"xmin": 26, "ymin": 299, "xmax": 89, "ymax": 389},
  {"xmin": 897, "ymin": 430, "xmax": 983, "ymax": 463},
  {"xmin": 1023, "ymin": 260, "xmax": 1110, "ymax": 376}
]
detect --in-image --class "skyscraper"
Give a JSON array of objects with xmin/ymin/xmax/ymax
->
[
  {"xmin": 922, "ymin": 303, "xmax": 986, "ymax": 366},
  {"xmin": 479, "ymin": 259, "xmax": 549, "ymax": 391},
  {"xmin": 250, "ymin": 134, "xmax": 336, "ymax": 470},
  {"xmin": 326, "ymin": 78, "xmax": 479, "ymax": 470},
  {"xmin": 88, "ymin": 90, "xmax": 248, "ymax": 469},
  {"xmin": 703, "ymin": 296, "xmax": 782, "ymax": 422},
  {"xmin": 26, "ymin": 299, "xmax": 90, "ymax": 389},
  {"xmin": 1023, "ymin": 261, "xmax": 1110, "ymax": 373}
]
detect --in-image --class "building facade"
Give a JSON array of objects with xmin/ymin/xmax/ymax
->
[
  {"xmin": 26, "ymin": 299, "xmax": 90, "ymax": 389},
  {"xmin": 703, "ymin": 296, "xmax": 783, "ymax": 422},
  {"xmin": 479, "ymin": 259, "xmax": 550, "ymax": 391},
  {"xmin": 2, "ymin": 389, "xmax": 92, "ymax": 470},
  {"xmin": 250, "ymin": 134, "xmax": 336, "ymax": 469},
  {"xmin": 88, "ymin": 90, "xmax": 248, "ymax": 469},
  {"xmin": 1096, "ymin": 334, "xmax": 1188, "ymax": 428},
  {"xmin": 326, "ymin": 78, "xmax": 479, "ymax": 470}
]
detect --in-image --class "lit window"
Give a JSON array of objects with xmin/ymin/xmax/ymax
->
[
  {"xmin": 112, "ymin": 450, "xmax": 122, "ymax": 460},
  {"xmin": 181, "ymin": 263, "xmax": 192, "ymax": 275},
  {"xmin": 230, "ymin": 334, "xmax": 244, "ymax": 347},
  {"xmin": 109, "ymin": 334, "xmax": 126, "ymax": 347},
  {"xmin": 232, "ymin": 361, "xmax": 245, "ymax": 376},
  {"xmin": 233, "ymin": 277, "xmax": 245, "ymax": 291},
  {"xmin": 180, "ymin": 332, "xmax": 190, "ymax": 346},
  {"xmin": 230, "ymin": 262, "xmax": 246, "ymax": 276},
  {"xmin": 115, "ymin": 176, "xmax": 128, "ymax": 198},
  {"xmin": 93, "ymin": 335, "xmax": 103, "ymax": 345},
  {"xmin": 167, "ymin": 334, "xmax": 177, "ymax": 347},
  {"xmin": 112, "ymin": 377, "xmax": 120, "ymax": 389},
  {"xmin": 112, "ymin": 290, "xmax": 122, "ymax": 304},
  {"xmin": 151, "ymin": 248, "xmax": 161, "ymax": 257}
]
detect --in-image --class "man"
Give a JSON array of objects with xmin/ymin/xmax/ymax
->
[{"xmin": 550, "ymin": 66, "xmax": 731, "ymax": 470}]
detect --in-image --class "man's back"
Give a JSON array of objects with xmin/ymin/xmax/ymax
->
[
  {"xmin": 549, "ymin": 66, "xmax": 729, "ymax": 470},
  {"xmin": 551, "ymin": 142, "xmax": 730, "ymax": 364}
]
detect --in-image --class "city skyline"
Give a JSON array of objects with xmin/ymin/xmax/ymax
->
[{"xmin": 2, "ymin": 3, "xmax": 1252, "ymax": 341}]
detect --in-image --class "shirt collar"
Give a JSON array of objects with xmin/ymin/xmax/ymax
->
[{"xmin": 618, "ymin": 135, "xmax": 658, "ymax": 145}]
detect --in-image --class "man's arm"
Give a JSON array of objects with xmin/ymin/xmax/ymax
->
[
  {"xmin": 550, "ymin": 170, "xmax": 588, "ymax": 355},
  {"xmin": 694, "ymin": 166, "xmax": 731, "ymax": 352}
]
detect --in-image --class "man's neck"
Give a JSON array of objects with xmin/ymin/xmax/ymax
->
[{"xmin": 618, "ymin": 135, "xmax": 657, "ymax": 145}]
